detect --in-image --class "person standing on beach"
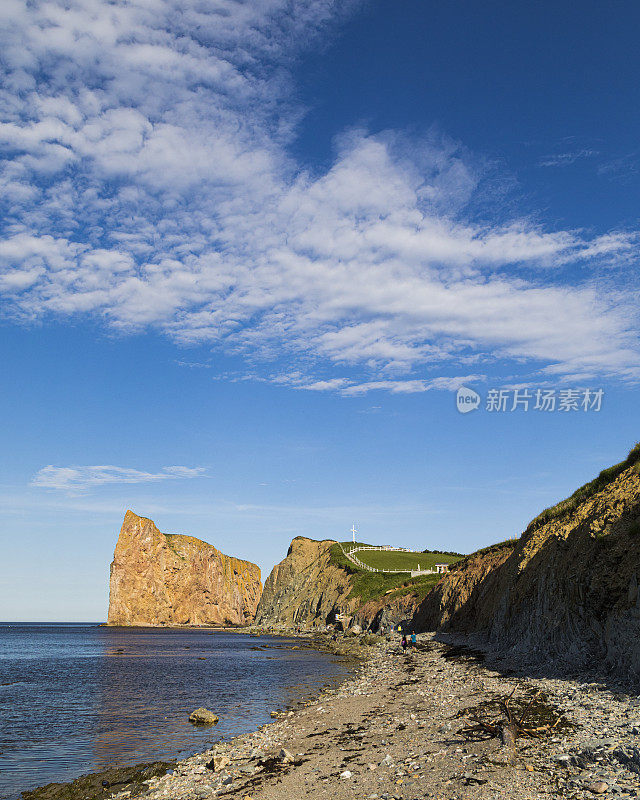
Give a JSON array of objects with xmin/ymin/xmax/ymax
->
[
  {"xmin": 401, "ymin": 635, "xmax": 407, "ymax": 650},
  {"xmin": 411, "ymin": 631, "xmax": 417, "ymax": 647}
]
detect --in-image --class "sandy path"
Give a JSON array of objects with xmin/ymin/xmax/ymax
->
[{"xmin": 234, "ymin": 639, "xmax": 553, "ymax": 800}]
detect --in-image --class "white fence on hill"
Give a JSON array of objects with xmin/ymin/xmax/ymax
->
[{"xmin": 339, "ymin": 543, "xmax": 437, "ymax": 576}]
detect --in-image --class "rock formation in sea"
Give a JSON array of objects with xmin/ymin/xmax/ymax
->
[
  {"xmin": 412, "ymin": 446, "xmax": 640, "ymax": 680},
  {"xmin": 107, "ymin": 510, "xmax": 262, "ymax": 626}
]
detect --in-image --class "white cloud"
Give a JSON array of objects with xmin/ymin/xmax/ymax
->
[
  {"xmin": 538, "ymin": 148, "xmax": 599, "ymax": 167},
  {"xmin": 31, "ymin": 464, "xmax": 207, "ymax": 493},
  {"xmin": 0, "ymin": 0, "xmax": 639, "ymax": 392},
  {"xmin": 340, "ymin": 375, "xmax": 486, "ymax": 396},
  {"xmin": 250, "ymin": 370, "xmax": 485, "ymax": 396},
  {"xmin": 300, "ymin": 378, "xmax": 354, "ymax": 392}
]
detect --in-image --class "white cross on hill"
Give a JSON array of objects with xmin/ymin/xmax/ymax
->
[{"xmin": 350, "ymin": 524, "xmax": 357, "ymax": 543}]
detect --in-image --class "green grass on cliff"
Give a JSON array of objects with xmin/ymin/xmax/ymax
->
[
  {"xmin": 329, "ymin": 542, "xmax": 461, "ymax": 603},
  {"xmin": 525, "ymin": 441, "xmax": 640, "ymax": 534},
  {"xmin": 355, "ymin": 548, "xmax": 460, "ymax": 572}
]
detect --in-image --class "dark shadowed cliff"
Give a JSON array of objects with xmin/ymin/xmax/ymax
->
[{"xmin": 412, "ymin": 450, "xmax": 640, "ymax": 680}]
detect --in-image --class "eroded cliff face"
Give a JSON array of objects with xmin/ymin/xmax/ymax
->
[
  {"xmin": 353, "ymin": 592, "xmax": 424, "ymax": 633},
  {"xmin": 413, "ymin": 465, "xmax": 640, "ymax": 680},
  {"xmin": 410, "ymin": 542, "xmax": 516, "ymax": 632},
  {"xmin": 107, "ymin": 510, "xmax": 262, "ymax": 626},
  {"xmin": 256, "ymin": 538, "xmax": 438, "ymax": 630},
  {"xmin": 255, "ymin": 537, "xmax": 356, "ymax": 626}
]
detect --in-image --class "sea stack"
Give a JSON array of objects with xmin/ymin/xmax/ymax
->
[{"xmin": 107, "ymin": 510, "xmax": 262, "ymax": 626}]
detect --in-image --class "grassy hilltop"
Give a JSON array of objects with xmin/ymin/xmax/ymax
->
[
  {"xmin": 329, "ymin": 542, "xmax": 463, "ymax": 604},
  {"xmin": 354, "ymin": 548, "xmax": 460, "ymax": 572}
]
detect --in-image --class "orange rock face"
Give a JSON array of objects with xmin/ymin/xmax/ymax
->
[{"xmin": 107, "ymin": 510, "xmax": 262, "ymax": 626}]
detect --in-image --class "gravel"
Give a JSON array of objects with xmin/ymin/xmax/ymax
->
[{"xmin": 106, "ymin": 631, "xmax": 640, "ymax": 800}]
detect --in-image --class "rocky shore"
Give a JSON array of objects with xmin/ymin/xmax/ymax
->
[{"xmin": 24, "ymin": 632, "xmax": 640, "ymax": 800}]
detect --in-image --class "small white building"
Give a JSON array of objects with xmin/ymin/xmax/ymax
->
[{"xmin": 434, "ymin": 563, "xmax": 450, "ymax": 574}]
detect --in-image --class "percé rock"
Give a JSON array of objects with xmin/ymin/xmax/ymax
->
[
  {"xmin": 107, "ymin": 510, "xmax": 262, "ymax": 626},
  {"xmin": 412, "ymin": 463, "xmax": 640, "ymax": 680},
  {"xmin": 255, "ymin": 537, "xmax": 356, "ymax": 627}
]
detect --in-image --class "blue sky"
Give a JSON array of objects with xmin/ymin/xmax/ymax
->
[{"xmin": 1, "ymin": 0, "xmax": 639, "ymax": 621}]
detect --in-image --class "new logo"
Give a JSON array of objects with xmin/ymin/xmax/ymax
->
[{"xmin": 456, "ymin": 386, "xmax": 480, "ymax": 413}]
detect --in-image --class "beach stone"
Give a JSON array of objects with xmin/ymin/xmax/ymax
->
[
  {"xmin": 588, "ymin": 781, "xmax": 609, "ymax": 794},
  {"xmin": 189, "ymin": 708, "xmax": 219, "ymax": 725},
  {"xmin": 340, "ymin": 770, "xmax": 352, "ymax": 779},
  {"xmin": 279, "ymin": 748, "xmax": 295, "ymax": 763},
  {"xmin": 206, "ymin": 755, "xmax": 230, "ymax": 772}
]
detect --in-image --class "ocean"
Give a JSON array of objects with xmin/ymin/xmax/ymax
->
[{"xmin": 0, "ymin": 623, "xmax": 351, "ymax": 799}]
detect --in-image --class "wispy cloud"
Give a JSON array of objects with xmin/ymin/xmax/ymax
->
[
  {"xmin": 340, "ymin": 375, "xmax": 486, "ymax": 396},
  {"xmin": 31, "ymin": 465, "xmax": 207, "ymax": 493},
  {"xmin": 538, "ymin": 148, "xmax": 599, "ymax": 167},
  {"xmin": 175, "ymin": 360, "xmax": 213, "ymax": 369},
  {"xmin": 598, "ymin": 153, "xmax": 640, "ymax": 183},
  {"xmin": 0, "ymin": 1, "xmax": 639, "ymax": 391},
  {"xmin": 249, "ymin": 371, "xmax": 485, "ymax": 396}
]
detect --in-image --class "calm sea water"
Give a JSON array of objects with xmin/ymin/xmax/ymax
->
[{"xmin": 0, "ymin": 624, "xmax": 351, "ymax": 799}]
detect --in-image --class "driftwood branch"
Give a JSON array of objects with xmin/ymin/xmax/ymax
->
[{"xmin": 459, "ymin": 688, "xmax": 563, "ymax": 760}]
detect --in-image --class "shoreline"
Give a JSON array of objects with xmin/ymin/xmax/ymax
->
[
  {"xmin": 19, "ymin": 631, "xmax": 367, "ymax": 800},
  {"xmin": 98, "ymin": 624, "xmax": 256, "ymax": 630},
  {"xmin": 22, "ymin": 630, "xmax": 640, "ymax": 800}
]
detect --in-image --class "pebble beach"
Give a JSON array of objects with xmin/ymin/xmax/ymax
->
[{"xmin": 57, "ymin": 631, "xmax": 640, "ymax": 800}]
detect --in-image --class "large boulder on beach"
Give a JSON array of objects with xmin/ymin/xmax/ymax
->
[{"xmin": 189, "ymin": 707, "xmax": 219, "ymax": 725}]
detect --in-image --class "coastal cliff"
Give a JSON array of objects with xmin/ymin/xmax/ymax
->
[
  {"xmin": 412, "ymin": 445, "xmax": 640, "ymax": 679},
  {"xmin": 255, "ymin": 537, "xmax": 356, "ymax": 626},
  {"xmin": 254, "ymin": 537, "xmax": 428, "ymax": 629},
  {"xmin": 107, "ymin": 510, "xmax": 262, "ymax": 626},
  {"xmin": 410, "ymin": 540, "xmax": 517, "ymax": 632}
]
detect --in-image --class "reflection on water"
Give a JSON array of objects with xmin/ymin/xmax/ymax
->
[{"xmin": 0, "ymin": 624, "xmax": 350, "ymax": 800}]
